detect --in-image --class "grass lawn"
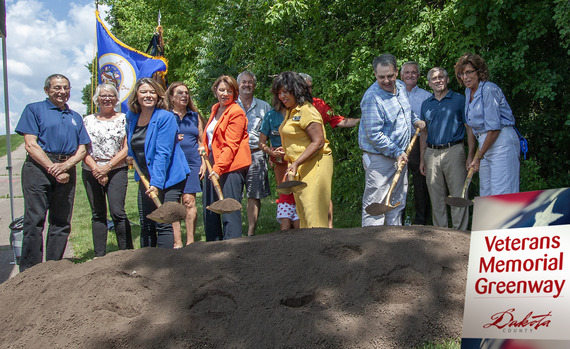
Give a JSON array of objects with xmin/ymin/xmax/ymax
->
[
  {"xmin": 70, "ymin": 164, "xmax": 365, "ymax": 262},
  {"xmin": 0, "ymin": 134, "xmax": 24, "ymax": 157},
  {"xmin": 70, "ymin": 166, "xmax": 280, "ymax": 262}
]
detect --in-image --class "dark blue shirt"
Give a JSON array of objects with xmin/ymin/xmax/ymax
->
[
  {"xmin": 176, "ymin": 109, "xmax": 201, "ymax": 168},
  {"xmin": 420, "ymin": 90, "xmax": 465, "ymax": 145},
  {"xmin": 15, "ymin": 99, "xmax": 91, "ymax": 154}
]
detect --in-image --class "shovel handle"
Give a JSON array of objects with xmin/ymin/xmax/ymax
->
[
  {"xmin": 384, "ymin": 127, "xmax": 420, "ymax": 205},
  {"xmin": 282, "ymin": 170, "xmax": 295, "ymax": 183},
  {"xmin": 404, "ymin": 127, "xmax": 421, "ymax": 156},
  {"xmin": 131, "ymin": 160, "xmax": 162, "ymax": 208},
  {"xmin": 200, "ymin": 150, "xmax": 225, "ymax": 200},
  {"xmin": 460, "ymin": 148, "xmax": 480, "ymax": 198}
]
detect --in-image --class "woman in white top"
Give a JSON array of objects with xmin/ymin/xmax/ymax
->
[{"xmin": 82, "ymin": 83, "xmax": 133, "ymax": 257}]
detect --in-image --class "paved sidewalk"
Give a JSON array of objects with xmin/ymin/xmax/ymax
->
[{"xmin": 0, "ymin": 141, "xmax": 74, "ymax": 283}]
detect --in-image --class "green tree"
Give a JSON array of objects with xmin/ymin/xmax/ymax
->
[{"xmin": 93, "ymin": 0, "xmax": 570, "ymax": 220}]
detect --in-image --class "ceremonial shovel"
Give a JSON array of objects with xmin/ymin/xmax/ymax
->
[
  {"xmin": 131, "ymin": 160, "xmax": 187, "ymax": 224},
  {"xmin": 444, "ymin": 148, "xmax": 480, "ymax": 207},
  {"xmin": 276, "ymin": 171, "xmax": 307, "ymax": 195},
  {"xmin": 200, "ymin": 150, "xmax": 242, "ymax": 214},
  {"xmin": 365, "ymin": 127, "xmax": 420, "ymax": 216}
]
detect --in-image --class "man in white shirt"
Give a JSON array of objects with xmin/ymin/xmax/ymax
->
[{"xmin": 401, "ymin": 61, "xmax": 432, "ymax": 225}]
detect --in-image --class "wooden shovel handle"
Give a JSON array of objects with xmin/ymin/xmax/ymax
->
[
  {"xmin": 200, "ymin": 150, "xmax": 225, "ymax": 200},
  {"xmin": 282, "ymin": 170, "xmax": 295, "ymax": 183},
  {"xmin": 131, "ymin": 160, "xmax": 162, "ymax": 208},
  {"xmin": 460, "ymin": 148, "xmax": 480, "ymax": 198},
  {"xmin": 384, "ymin": 127, "xmax": 420, "ymax": 205},
  {"xmin": 404, "ymin": 127, "xmax": 421, "ymax": 156}
]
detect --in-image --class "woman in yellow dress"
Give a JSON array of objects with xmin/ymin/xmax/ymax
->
[{"xmin": 271, "ymin": 72, "xmax": 333, "ymax": 228}]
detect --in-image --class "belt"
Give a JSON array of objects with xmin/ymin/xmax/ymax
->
[
  {"xmin": 474, "ymin": 125, "xmax": 514, "ymax": 138},
  {"xmin": 45, "ymin": 152, "xmax": 73, "ymax": 162},
  {"xmin": 426, "ymin": 140, "xmax": 463, "ymax": 150}
]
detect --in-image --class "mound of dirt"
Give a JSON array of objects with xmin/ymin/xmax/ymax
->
[{"xmin": 0, "ymin": 226, "xmax": 470, "ymax": 348}]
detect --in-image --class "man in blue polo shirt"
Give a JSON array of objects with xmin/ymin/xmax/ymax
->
[
  {"xmin": 15, "ymin": 74, "xmax": 91, "ymax": 272},
  {"xmin": 419, "ymin": 67, "xmax": 472, "ymax": 230}
]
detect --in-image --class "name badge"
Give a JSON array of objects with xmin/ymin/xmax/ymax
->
[{"xmin": 292, "ymin": 115, "xmax": 301, "ymax": 121}]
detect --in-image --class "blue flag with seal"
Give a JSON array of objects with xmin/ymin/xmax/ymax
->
[{"xmin": 96, "ymin": 11, "xmax": 167, "ymax": 113}]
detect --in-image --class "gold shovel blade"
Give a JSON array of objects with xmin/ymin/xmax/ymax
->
[{"xmin": 365, "ymin": 202, "xmax": 401, "ymax": 216}]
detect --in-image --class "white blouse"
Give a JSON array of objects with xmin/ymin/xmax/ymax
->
[{"xmin": 82, "ymin": 113, "xmax": 128, "ymax": 170}]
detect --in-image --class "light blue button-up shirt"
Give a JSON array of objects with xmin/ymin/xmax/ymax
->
[
  {"xmin": 405, "ymin": 84, "xmax": 432, "ymax": 118},
  {"xmin": 358, "ymin": 80, "xmax": 420, "ymax": 159},
  {"xmin": 465, "ymin": 81, "xmax": 515, "ymax": 136}
]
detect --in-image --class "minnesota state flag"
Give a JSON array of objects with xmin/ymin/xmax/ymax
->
[{"xmin": 96, "ymin": 11, "xmax": 167, "ymax": 113}]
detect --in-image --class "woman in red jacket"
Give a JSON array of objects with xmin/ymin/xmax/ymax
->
[{"xmin": 202, "ymin": 75, "xmax": 251, "ymax": 240}]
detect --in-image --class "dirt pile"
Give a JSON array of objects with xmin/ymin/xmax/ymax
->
[{"xmin": 0, "ymin": 226, "xmax": 470, "ymax": 348}]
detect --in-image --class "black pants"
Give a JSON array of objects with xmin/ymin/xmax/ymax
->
[
  {"xmin": 82, "ymin": 167, "xmax": 133, "ymax": 257},
  {"xmin": 20, "ymin": 158, "xmax": 76, "ymax": 272},
  {"xmin": 408, "ymin": 141, "xmax": 431, "ymax": 225},
  {"xmin": 203, "ymin": 167, "xmax": 246, "ymax": 241},
  {"xmin": 138, "ymin": 180, "xmax": 184, "ymax": 248}
]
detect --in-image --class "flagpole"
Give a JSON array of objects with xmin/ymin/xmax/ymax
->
[
  {"xmin": 92, "ymin": 1, "xmax": 99, "ymax": 113},
  {"xmin": 91, "ymin": 9, "xmax": 99, "ymax": 114},
  {"xmin": 2, "ymin": 35, "xmax": 14, "ymax": 222}
]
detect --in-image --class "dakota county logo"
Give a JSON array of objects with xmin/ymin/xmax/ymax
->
[
  {"xmin": 98, "ymin": 53, "xmax": 136, "ymax": 105},
  {"xmin": 483, "ymin": 308, "xmax": 552, "ymax": 332}
]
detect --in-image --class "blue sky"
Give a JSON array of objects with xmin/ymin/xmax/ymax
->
[{"xmin": 0, "ymin": 0, "xmax": 111, "ymax": 134}]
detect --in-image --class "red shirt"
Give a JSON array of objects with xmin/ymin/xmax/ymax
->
[
  {"xmin": 277, "ymin": 193, "xmax": 296, "ymax": 204},
  {"xmin": 312, "ymin": 97, "xmax": 345, "ymax": 128}
]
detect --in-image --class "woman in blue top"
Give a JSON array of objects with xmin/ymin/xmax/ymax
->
[
  {"xmin": 455, "ymin": 53, "xmax": 519, "ymax": 196},
  {"xmin": 165, "ymin": 81, "xmax": 206, "ymax": 247},
  {"xmin": 126, "ymin": 78, "xmax": 190, "ymax": 248}
]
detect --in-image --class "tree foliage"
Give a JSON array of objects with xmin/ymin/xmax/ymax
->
[{"xmin": 95, "ymin": 0, "xmax": 570, "ymax": 219}]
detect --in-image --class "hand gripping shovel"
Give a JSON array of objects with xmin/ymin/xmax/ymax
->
[
  {"xmin": 365, "ymin": 127, "xmax": 420, "ymax": 216},
  {"xmin": 276, "ymin": 171, "xmax": 307, "ymax": 195},
  {"xmin": 444, "ymin": 148, "xmax": 479, "ymax": 207},
  {"xmin": 131, "ymin": 160, "xmax": 186, "ymax": 224},
  {"xmin": 200, "ymin": 150, "xmax": 242, "ymax": 214}
]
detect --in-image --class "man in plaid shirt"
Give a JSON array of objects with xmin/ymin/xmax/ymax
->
[{"xmin": 358, "ymin": 54, "xmax": 425, "ymax": 226}]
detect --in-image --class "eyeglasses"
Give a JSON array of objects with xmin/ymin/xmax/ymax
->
[
  {"xmin": 99, "ymin": 95, "xmax": 116, "ymax": 100},
  {"xmin": 457, "ymin": 69, "xmax": 477, "ymax": 78},
  {"xmin": 174, "ymin": 91, "xmax": 189, "ymax": 96}
]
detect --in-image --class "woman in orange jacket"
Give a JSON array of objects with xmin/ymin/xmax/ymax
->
[{"xmin": 202, "ymin": 75, "xmax": 251, "ymax": 240}]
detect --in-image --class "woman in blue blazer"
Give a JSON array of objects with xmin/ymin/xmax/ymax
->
[{"xmin": 126, "ymin": 78, "xmax": 190, "ymax": 248}]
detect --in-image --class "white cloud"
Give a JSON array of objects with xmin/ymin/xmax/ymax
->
[
  {"xmin": 6, "ymin": 59, "xmax": 33, "ymax": 76},
  {"xmin": 0, "ymin": 0, "xmax": 111, "ymax": 135}
]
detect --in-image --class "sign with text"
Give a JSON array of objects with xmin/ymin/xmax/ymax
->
[{"xmin": 461, "ymin": 188, "xmax": 570, "ymax": 349}]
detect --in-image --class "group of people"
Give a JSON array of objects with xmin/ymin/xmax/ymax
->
[
  {"xmin": 360, "ymin": 53, "xmax": 520, "ymax": 229},
  {"xmin": 14, "ymin": 51, "xmax": 520, "ymax": 272}
]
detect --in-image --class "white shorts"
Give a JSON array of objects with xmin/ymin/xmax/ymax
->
[{"xmin": 276, "ymin": 202, "xmax": 299, "ymax": 223}]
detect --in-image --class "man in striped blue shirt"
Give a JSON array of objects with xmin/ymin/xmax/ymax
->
[{"xmin": 359, "ymin": 54, "xmax": 425, "ymax": 226}]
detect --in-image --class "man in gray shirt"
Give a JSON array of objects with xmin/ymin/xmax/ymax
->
[{"xmin": 237, "ymin": 71, "xmax": 271, "ymax": 236}]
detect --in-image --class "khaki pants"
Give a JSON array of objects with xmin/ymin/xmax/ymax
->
[{"xmin": 425, "ymin": 144, "xmax": 469, "ymax": 230}]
